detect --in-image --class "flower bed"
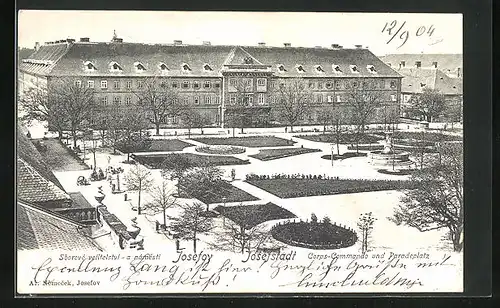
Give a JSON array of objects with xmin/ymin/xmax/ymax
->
[
  {"xmin": 132, "ymin": 153, "xmax": 250, "ymax": 169},
  {"xmin": 372, "ymin": 131, "xmax": 463, "ymax": 142},
  {"xmin": 117, "ymin": 139, "xmax": 192, "ymax": 153},
  {"xmin": 213, "ymin": 203, "xmax": 297, "ymax": 229},
  {"xmin": 377, "ymin": 169, "xmax": 415, "ymax": 176},
  {"xmin": 195, "ymin": 145, "xmax": 246, "ymax": 155},
  {"xmin": 179, "ymin": 181, "xmax": 259, "ymax": 204},
  {"xmin": 245, "ymin": 176, "xmax": 417, "ymax": 198},
  {"xmin": 320, "ymin": 152, "xmax": 367, "ymax": 161},
  {"xmin": 271, "ymin": 221, "xmax": 357, "ymax": 250},
  {"xmin": 295, "ymin": 133, "xmax": 383, "ymax": 144},
  {"xmin": 192, "ymin": 135, "xmax": 295, "ymax": 147},
  {"xmin": 346, "ymin": 144, "xmax": 384, "ymax": 151},
  {"xmin": 249, "ymin": 147, "xmax": 321, "ymax": 161}
]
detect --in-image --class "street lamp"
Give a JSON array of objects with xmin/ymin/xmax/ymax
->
[{"xmin": 330, "ymin": 143, "xmax": 335, "ymax": 166}]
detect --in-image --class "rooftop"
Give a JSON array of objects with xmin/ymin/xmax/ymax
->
[{"xmin": 397, "ymin": 67, "xmax": 462, "ymax": 95}]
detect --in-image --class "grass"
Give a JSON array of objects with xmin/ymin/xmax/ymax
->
[
  {"xmin": 181, "ymin": 181, "xmax": 259, "ymax": 204},
  {"xmin": 320, "ymin": 152, "xmax": 367, "ymax": 161},
  {"xmin": 132, "ymin": 153, "xmax": 250, "ymax": 169},
  {"xmin": 246, "ymin": 178, "xmax": 416, "ymax": 198},
  {"xmin": 118, "ymin": 139, "xmax": 192, "ymax": 153},
  {"xmin": 193, "ymin": 135, "xmax": 295, "ymax": 147},
  {"xmin": 36, "ymin": 138, "xmax": 89, "ymax": 171},
  {"xmin": 377, "ymin": 169, "xmax": 415, "ymax": 176},
  {"xmin": 372, "ymin": 131, "xmax": 463, "ymax": 142},
  {"xmin": 249, "ymin": 147, "xmax": 321, "ymax": 161},
  {"xmin": 295, "ymin": 133, "xmax": 383, "ymax": 144},
  {"xmin": 195, "ymin": 145, "xmax": 246, "ymax": 155},
  {"xmin": 213, "ymin": 203, "xmax": 296, "ymax": 229}
]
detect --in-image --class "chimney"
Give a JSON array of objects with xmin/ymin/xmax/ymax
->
[
  {"xmin": 67, "ymin": 38, "xmax": 75, "ymax": 43},
  {"xmin": 432, "ymin": 61, "xmax": 438, "ymax": 68},
  {"xmin": 80, "ymin": 37, "xmax": 90, "ymax": 42},
  {"xmin": 258, "ymin": 42, "xmax": 266, "ymax": 46},
  {"xmin": 331, "ymin": 44, "xmax": 341, "ymax": 49},
  {"xmin": 202, "ymin": 41, "xmax": 211, "ymax": 45},
  {"xmin": 283, "ymin": 42, "xmax": 291, "ymax": 47},
  {"xmin": 355, "ymin": 44, "xmax": 363, "ymax": 48},
  {"xmin": 173, "ymin": 40, "xmax": 183, "ymax": 45},
  {"xmin": 415, "ymin": 61, "xmax": 422, "ymax": 68},
  {"xmin": 457, "ymin": 67, "xmax": 461, "ymax": 77},
  {"xmin": 400, "ymin": 61, "xmax": 406, "ymax": 68},
  {"xmin": 34, "ymin": 42, "xmax": 40, "ymax": 51},
  {"xmin": 114, "ymin": 38, "xmax": 123, "ymax": 43}
]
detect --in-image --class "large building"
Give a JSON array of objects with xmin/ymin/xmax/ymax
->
[
  {"xmin": 379, "ymin": 54, "xmax": 463, "ymax": 79},
  {"xmin": 19, "ymin": 36, "xmax": 403, "ymax": 128}
]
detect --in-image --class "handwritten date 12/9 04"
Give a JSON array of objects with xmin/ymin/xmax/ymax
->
[{"xmin": 382, "ymin": 20, "xmax": 436, "ymax": 49}]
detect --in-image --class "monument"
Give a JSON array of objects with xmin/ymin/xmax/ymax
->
[{"xmin": 368, "ymin": 131, "xmax": 412, "ymax": 168}]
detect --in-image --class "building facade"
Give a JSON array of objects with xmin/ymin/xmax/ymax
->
[{"xmin": 19, "ymin": 37, "xmax": 403, "ymax": 128}]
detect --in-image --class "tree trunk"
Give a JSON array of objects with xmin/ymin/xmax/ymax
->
[
  {"xmin": 163, "ymin": 208, "xmax": 167, "ymax": 227},
  {"xmin": 290, "ymin": 124, "xmax": 294, "ymax": 133},
  {"xmin": 232, "ymin": 127, "xmax": 235, "ymax": 138},
  {"xmin": 137, "ymin": 181, "xmax": 142, "ymax": 215},
  {"xmin": 155, "ymin": 123, "xmax": 160, "ymax": 136},
  {"xmin": 188, "ymin": 128, "xmax": 191, "ymax": 138},
  {"xmin": 72, "ymin": 129, "xmax": 78, "ymax": 149},
  {"xmin": 58, "ymin": 129, "xmax": 63, "ymax": 140},
  {"xmin": 241, "ymin": 226, "xmax": 245, "ymax": 254},
  {"xmin": 193, "ymin": 229, "xmax": 197, "ymax": 253},
  {"xmin": 451, "ymin": 226, "xmax": 463, "ymax": 252},
  {"xmin": 127, "ymin": 153, "xmax": 130, "ymax": 163}
]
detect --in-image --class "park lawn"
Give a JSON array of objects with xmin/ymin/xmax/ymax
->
[
  {"xmin": 246, "ymin": 178, "xmax": 416, "ymax": 199},
  {"xmin": 320, "ymin": 152, "xmax": 367, "ymax": 161},
  {"xmin": 192, "ymin": 136, "xmax": 295, "ymax": 147},
  {"xmin": 184, "ymin": 181, "xmax": 259, "ymax": 204},
  {"xmin": 372, "ymin": 131, "xmax": 463, "ymax": 142},
  {"xmin": 249, "ymin": 147, "xmax": 321, "ymax": 161},
  {"xmin": 213, "ymin": 203, "xmax": 296, "ymax": 229},
  {"xmin": 119, "ymin": 139, "xmax": 192, "ymax": 153},
  {"xmin": 295, "ymin": 133, "xmax": 383, "ymax": 144},
  {"xmin": 36, "ymin": 138, "xmax": 89, "ymax": 171},
  {"xmin": 132, "ymin": 153, "xmax": 250, "ymax": 169}
]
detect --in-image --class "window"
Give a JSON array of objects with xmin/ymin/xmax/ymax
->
[
  {"xmin": 308, "ymin": 82, "xmax": 315, "ymax": 89},
  {"xmin": 204, "ymin": 81, "xmax": 211, "ymax": 88},
  {"xmin": 258, "ymin": 93, "xmax": 265, "ymax": 104},
  {"xmin": 126, "ymin": 80, "xmax": 132, "ymax": 89},
  {"xmin": 84, "ymin": 61, "xmax": 96, "ymax": 71},
  {"xmin": 182, "ymin": 63, "xmax": 191, "ymax": 71},
  {"xmin": 125, "ymin": 97, "xmax": 131, "ymax": 105},
  {"xmin": 182, "ymin": 81, "xmax": 189, "ymax": 89},
  {"xmin": 160, "ymin": 81, "xmax": 167, "ymax": 88},
  {"xmin": 333, "ymin": 65, "xmax": 342, "ymax": 73},
  {"xmin": 110, "ymin": 62, "xmax": 122, "ymax": 71},
  {"xmin": 214, "ymin": 96, "xmax": 220, "ymax": 104},
  {"xmin": 135, "ymin": 62, "xmax": 146, "ymax": 71},
  {"xmin": 113, "ymin": 96, "xmax": 121, "ymax": 104},
  {"xmin": 159, "ymin": 63, "xmax": 169, "ymax": 71},
  {"xmin": 257, "ymin": 78, "xmax": 266, "ymax": 86},
  {"xmin": 327, "ymin": 95, "xmax": 333, "ymax": 103},
  {"xmin": 204, "ymin": 96, "xmax": 211, "ymax": 104},
  {"xmin": 75, "ymin": 80, "xmax": 82, "ymax": 88},
  {"xmin": 400, "ymin": 61, "xmax": 406, "ymax": 67},
  {"xmin": 334, "ymin": 80, "xmax": 341, "ymax": 90},
  {"xmin": 336, "ymin": 95, "xmax": 341, "ymax": 103},
  {"xmin": 325, "ymin": 81, "xmax": 333, "ymax": 89},
  {"xmin": 296, "ymin": 65, "xmax": 305, "ymax": 73},
  {"xmin": 247, "ymin": 96, "xmax": 253, "ymax": 105},
  {"xmin": 101, "ymin": 80, "xmax": 108, "ymax": 89},
  {"xmin": 203, "ymin": 64, "xmax": 213, "ymax": 71},
  {"xmin": 277, "ymin": 64, "xmax": 286, "ymax": 72},
  {"xmin": 352, "ymin": 81, "xmax": 358, "ymax": 88},
  {"xmin": 101, "ymin": 96, "xmax": 108, "ymax": 105},
  {"xmin": 317, "ymin": 82, "xmax": 323, "ymax": 89},
  {"xmin": 229, "ymin": 78, "xmax": 236, "ymax": 86},
  {"xmin": 350, "ymin": 65, "xmax": 359, "ymax": 73},
  {"xmin": 214, "ymin": 82, "xmax": 221, "ymax": 88},
  {"xmin": 114, "ymin": 80, "xmax": 120, "ymax": 89},
  {"xmin": 432, "ymin": 61, "xmax": 438, "ymax": 68},
  {"xmin": 172, "ymin": 81, "xmax": 178, "ymax": 88},
  {"xmin": 316, "ymin": 94, "xmax": 323, "ymax": 103},
  {"xmin": 316, "ymin": 65, "xmax": 325, "ymax": 73},
  {"xmin": 193, "ymin": 81, "xmax": 200, "ymax": 89},
  {"xmin": 415, "ymin": 61, "xmax": 421, "ymax": 68},
  {"xmin": 183, "ymin": 97, "xmax": 189, "ymax": 104},
  {"xmin": 230, "ymin": 95, "xmax": 236, "ymax": 105},
  {"xmin": 367, "ymin": 65, "xmax": 377, "ymax": 73},
  {"xmin": 380, "ymin": 80, "xmax": 386, "ymax": 89},
  {"xmin": 390, "ymin": 80, "xmax": 396, "ymax": 88},
  {"xmin": 391, "ymin": 95, "xmax": 397, "ymax": 101},
  {"xmin": 87, "ymin": 80, "xmax": 94, "ymax": 88},
  {"xmin": 194, "ymin": 96, "xmax": 199, "ymax": 104},
  {"xmin": 137, "ymin": 81, "xmax": 143, "ymax": 89}
]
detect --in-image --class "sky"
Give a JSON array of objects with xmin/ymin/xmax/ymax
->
[{"xmin": 17, "ymin": 11, "xmax": 462, "ymax": 56}]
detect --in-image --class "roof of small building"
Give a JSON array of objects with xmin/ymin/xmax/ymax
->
[
  {"xmin": 379, "ymin": 53, "xmax": 463, "ymax": 76},
  {"xmin": 20, "ymin": 41, "xmax": 401, "ymax": 78},
  {"xmin": 17, "ymin": 200, "xmax": 102, "ymax": 251},
  {"xmin": 397, "ymin": 67, "xmax": 462, "ymax": 95}
]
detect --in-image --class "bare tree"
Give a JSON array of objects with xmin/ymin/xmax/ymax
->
[
  {"xmin": 389, "ymin": 142, "xmax": 463, "ymax": 251},
  {"xmin": 408, "ymin": 88, "xmax": 446, "ymax": 122},
  {"xmin": 179, "ymin": 106, "xmax": 210, "ymax": 138},
  {"xmin": 142, "ymin": 180, "xmax": 178, "ymax": 228},
  {"xmin": 51, "ymin": 78, "xmax": 96, "ymax": 148},
  {"xmin": 125, "ymin": 164, "xmax": 154, "ymax": 215},
  {"xmin": 134, "ymin": 76, "xmax": 180, "ymax": 135},
  {"xmin": 209, "ymin": 218, "xmax": 272, "ymax": 254},
  {"xmin": 225, "ymin": 77, "xmax": 254, "ymax": 135},
  {"xmin": 357, "ymin": 212, "xmax": 376, "ymax": 254},
  {"xmin": 270, "ymin": 78, "xmax": 313, "ymax": 132},
  {"xmin": 345, "ymin": 78, "xmax": 384, "ymax": 154},
  {"xmin": 118, "ymin": 105, "xmax": 150, "ymax": 162},
  {"xmin": 18, "ymin": 81, "xmax": 67, "ymax": 139},
  {"xmin": 169, "ymin": 201, "xmax": 214, "ymax": 253},
  {"xmin": 178, "ymin": 166, "xmax": 229, "ymax": 211}
]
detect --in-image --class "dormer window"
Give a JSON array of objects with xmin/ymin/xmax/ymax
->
[
  {"xmin": 420, "ymin": 83, "xmax": 426, "ymax": 87},
  {"xmin": 159, "ymin": 63, "xmax": 169, "ymax": 71},
  {"xmin": 134, "ymin": 62, "xmax": 146, "ymax": 71},
  {"xmin": 109, "ymin": 61, "xmax": 122, "ymax": 72},
  {"xmin": 203, "ymin": 64, "xmax": 213, "ymax": 71},
  {"xmin": 332, "ymin": 65, "xmax": 342, "ymax": 73},
  {"xmin": 296, "ymin": 65, "xmax": 305, "ymax": 73},
  {"xmin": 182, "ymin": 63, "xmax": 192, "ymax": 72},
  {"xmin": 315, "ymin": 65, "xmax": 325, "ymax": 73},
  {"xmin": 350, "ymin": 65, "xmax": 359, "ymax": 73},
  {"xmin": 83, "ymin": 61, "xmax": 97, "ymax": 71},
  {"xmin": 277, "ymin": 64, "xmax": 286, "ymax": 72},
  {"xmin": 367, "ymin": 65, "xmax": 377, "ymax": 73}
]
